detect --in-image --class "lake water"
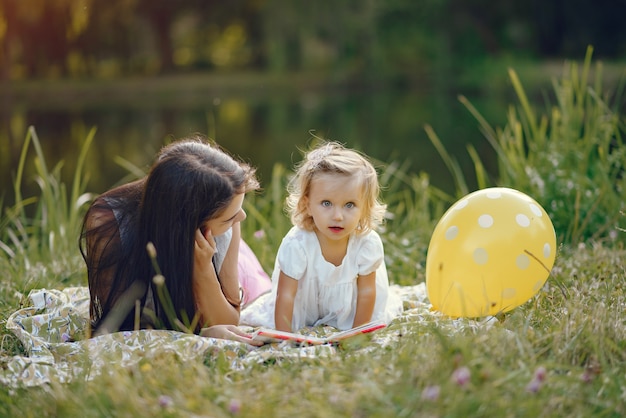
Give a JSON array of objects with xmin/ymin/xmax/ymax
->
[{"xmin": 1, "ymin": 81, "xmax": 507, "ymax": 206}]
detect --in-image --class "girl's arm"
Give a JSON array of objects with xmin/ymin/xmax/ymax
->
[
  {"xmin": 352, "ymin": 271, "xmax": 377, "ymax": 328},
  {"xmin": 193, "ymin": 228, "xmax": 240, "ymax": 327},
  {"xmin": 275, "ymin": 271, "xmax": 298, "ymax": 332}
]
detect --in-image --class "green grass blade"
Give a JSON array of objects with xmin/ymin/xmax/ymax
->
[
  {"xmin": 424, "ymin": 124, "xmax": 468, "ymax": 196},
  {"xmin": 508, "ymin": 68, "xmax": 537, "ymax": 138},
  {"xmin": 114, "ymin": 156, "xmax": 149, "ymax": 180},
  {"xmin": 69, "ymin": 127, "xmax": 97, "ymax": 230},
  {"xmin": 13, "ymin": 127, "xmax": 34, "ymax": 219},
  {"xmin": 466, "ymin": 143, "xmax": 490, "ymax": 189}
]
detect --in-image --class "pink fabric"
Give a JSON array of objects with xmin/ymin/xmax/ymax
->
[{"xmin": 238, "ymin": 240, "xmax": 272, "ymax": 306}]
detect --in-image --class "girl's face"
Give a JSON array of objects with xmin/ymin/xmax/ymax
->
[
  {"xmin": 305, "ymin": 172, "xmax": 363, "ymax": 245},
  {"xmin": 203, "ymin": 193, "xmax": 247, "ymax": 237}
]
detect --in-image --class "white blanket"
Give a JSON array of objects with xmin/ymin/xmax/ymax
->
[{"xmin": 1, "ymin": 284, "xmax": 494, "ymax": 387}]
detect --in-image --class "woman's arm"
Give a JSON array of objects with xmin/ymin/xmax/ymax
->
[
  {"xmin": 193, "ymin": 228, "xmax": 240, "ymax": 327},
  {"xmin": 352, "ymin": 271, "xmax": 376, "ymax": 328},
  {"xmin": 274, "ymin": 271, "xmax": 298, "ymax": 332},
  {"xmin": 216, "ymin": 223, "xmax": 243, "ymax": 307}
]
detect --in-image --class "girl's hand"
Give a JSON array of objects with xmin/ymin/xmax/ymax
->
[{"xmin": 200, "ymin": 324, "xmax": 264, "ymax": 346}]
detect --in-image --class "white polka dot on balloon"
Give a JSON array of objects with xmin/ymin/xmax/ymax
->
[
  {"xmin": 516, "ymin": 214, "xmax": 530, "ymax": 227},
  {"xmin": 516, "ymin": 253, "xmax": 530, "ymax": 269},
  {"xmin": 543, "ymin": 243, "xmax": 552, "ymax": 258},
  {"xmin": 473, "ymin": 248, "xmax": 489, "ymax": 265},
  {"xmin": 530, "ymin": 203, "xmax": 543, "ymax": 217},
  {"xmin": 478, "ymin": 214, "xmax": 494, "ymax": 228},
  {"xmin": 455, "ymin": 199, "xmax": 469, "ymax": 210},
  {"xmin": 445, "ymin": 226, "xmax": 458, "ymax": 240}
]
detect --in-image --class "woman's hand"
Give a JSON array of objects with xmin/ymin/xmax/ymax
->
[
  {"xmin": 200, "ymin": 324, "xmax": 264, "ymax": 346},
  {"xmin": 195, "ymin": 228, "xmax": 217, "ymax": 259},
  {"xmin": 194, "ymin": 228, "xmax": 217, "ymax": 283}
]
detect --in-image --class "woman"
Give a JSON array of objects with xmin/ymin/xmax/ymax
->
[{"xmin": 80, "ymin": 135, "xmax": 269, "ymax": 344}]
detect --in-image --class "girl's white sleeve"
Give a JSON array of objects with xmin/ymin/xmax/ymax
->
[
  {"xmin": 357, "ymin": 231, "xmax": 385, "ymax": 276},
  {"xmin": 276, "ymin": 233, "xmax": 307, "ymax": 280}
]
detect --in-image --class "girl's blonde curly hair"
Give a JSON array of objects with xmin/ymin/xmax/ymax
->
[{"xmin": 286, "ymin": 141, "xmax": 386, "ymax": 234}]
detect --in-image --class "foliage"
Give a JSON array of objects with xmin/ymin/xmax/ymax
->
[
  {"xmin": 240, "ymin": 163, "xmax": 292, "ymax": 275},
  {"xmin": 427, "ymin": 46, "xmax": 626, "ymax": 245},
  {"xmin": 2, "ymin": 0, "xmax": 625, "ymax": 80},
  {"xmin": 0, "ymin": 126, "xmax": 93, "ymax": 311},
  {"xmin": 1, "ymin": 58, "xmax": 626, "ymax": 416},
  {"xmin": 377, "ymin": 160, "xmax": 449, "ymax": 285}
]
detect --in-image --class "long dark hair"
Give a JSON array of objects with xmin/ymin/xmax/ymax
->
[{"xmin": 81, "ymin": 136, "xmax": 258, "ymax": 333}]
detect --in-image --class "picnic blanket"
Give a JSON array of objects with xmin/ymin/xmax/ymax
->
[{"xmin": 1, "ymin": 284, "xmax": 495, "ymax": 387}]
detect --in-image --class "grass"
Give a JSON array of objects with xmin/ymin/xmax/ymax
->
[
  {"xmin": 426, "ymin": 46, "xmax": 626, "ymax": 245},
  {"xmin": 1, "ymin": 51, "xmax": 626, "ymax": 416},
  {"xmin": 1, "ymin": 244, "xmax": 625, "ymax": 417}
]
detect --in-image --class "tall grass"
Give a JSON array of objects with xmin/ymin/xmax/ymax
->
[
  {"xmin": 427, "ymin": 46, "xmax": 626, "ymax": 245},
  {"xmin": 0, "ymin": 127, "xmax": 94, "ymax": 352},
  {"xmin": 1, "ymin": 53, "xmax": 626, "ymax": 416},
  {"xmin": 240, "ymin": 163, "xmax": 293, "ymax": 273},
  {"xmin": 1, "ymin": 126, "xmax": 95, "ymax": 269}
]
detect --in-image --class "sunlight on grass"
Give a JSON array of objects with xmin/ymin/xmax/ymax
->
[{"xmin": 1, "ymin": 50, "xmax": 625, "ymax": 416}]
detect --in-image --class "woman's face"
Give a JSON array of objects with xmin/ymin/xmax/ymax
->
[{"xmin": 202, "ymin": 193, "xmax": 247, "ymax": 237}]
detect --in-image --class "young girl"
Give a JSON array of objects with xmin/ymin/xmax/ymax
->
[
  {"xmin": 81, "ymin": 135, "xmax": 270, "ymax": 344},
  {"xmin": 243, "ymin": 141, "xmax": 402, "ymax": 332}
]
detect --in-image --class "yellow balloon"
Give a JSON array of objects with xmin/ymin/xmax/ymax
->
[{"xmin": 426, "ymin": 187, "xmax": 557, "ymax": 318}]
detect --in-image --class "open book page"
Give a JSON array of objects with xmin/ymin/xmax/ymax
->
[{"xmin": 251, "ymin": 319, "xmax": 387, "ymax": 345}]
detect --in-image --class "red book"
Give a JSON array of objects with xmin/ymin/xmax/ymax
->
[{"xmin": 251, "ymin": 319, "xmax": 387, "ymax": 345}]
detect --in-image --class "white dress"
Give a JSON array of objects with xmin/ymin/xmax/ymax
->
[{"xmin": 240, "ymin": 226, "xmax": 402, "ymax": 331}]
